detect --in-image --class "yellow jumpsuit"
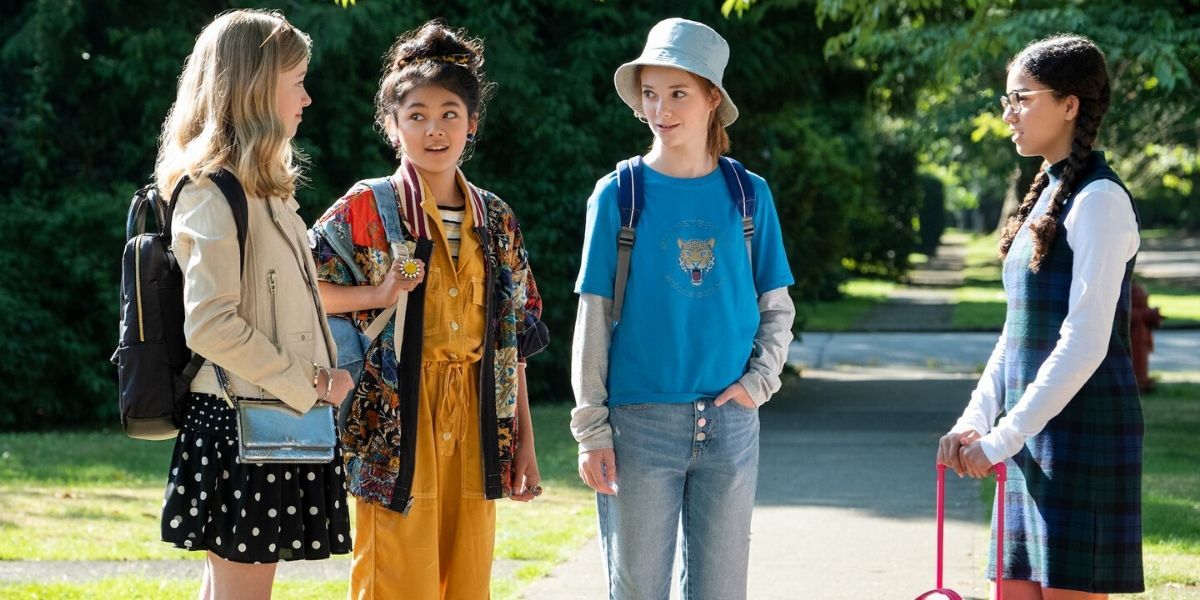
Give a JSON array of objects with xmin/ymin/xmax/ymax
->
[{"xmin": 351, "ymin": 191, "xmax": 494, "ymax": 599}]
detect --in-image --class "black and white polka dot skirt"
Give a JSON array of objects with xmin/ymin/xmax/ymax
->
[{"xmin": 160, "ymin": 393, "xmax": 353, "ymax": 564}]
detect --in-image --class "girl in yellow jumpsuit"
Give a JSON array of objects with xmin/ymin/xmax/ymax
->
[{"xmin": 311, "ymin": 20, "xmax": 549, "ymax": 599}]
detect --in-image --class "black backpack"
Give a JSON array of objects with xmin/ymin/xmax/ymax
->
[{"xmin": 112, "ymin": 169, "xmax": 248, "ymax": 440}]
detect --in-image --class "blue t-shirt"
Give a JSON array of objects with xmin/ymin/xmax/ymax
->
[{"xmin": 575, "ymin": 160, "xmax": 794, "ymax": 406}]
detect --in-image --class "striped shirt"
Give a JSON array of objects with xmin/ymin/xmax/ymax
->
[{"xmin": 438, "ymin": 205, "xmax": 465, "ymax": 261}]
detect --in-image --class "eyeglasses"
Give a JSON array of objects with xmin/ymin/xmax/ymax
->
[{"xmin": 999, "ymin": 89, "xmax": 1057, "ymax": 115}]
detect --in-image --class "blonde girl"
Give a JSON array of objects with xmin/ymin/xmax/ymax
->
[{"xmin": 157, "ymin": 9, "xmax": 353, "ymax": 599}]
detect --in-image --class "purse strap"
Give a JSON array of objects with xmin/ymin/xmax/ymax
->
[{"xmin": 214, "ymin": 360, "xmax": 239, "ymax": 408}]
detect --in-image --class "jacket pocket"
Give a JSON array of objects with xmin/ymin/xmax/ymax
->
[
  {"xmin": 470, "ymin": 276, "xmax": 486, "ymax": 308},
  {"xmin": 466, "ymin": 276, "xmax": 487, "ymax": 349}
]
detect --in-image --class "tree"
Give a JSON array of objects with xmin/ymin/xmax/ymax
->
[{"xmin": 812, "ymin": 0, "xmax": 1200, "ymax": 231}]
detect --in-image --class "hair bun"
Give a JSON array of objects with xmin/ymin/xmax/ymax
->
[
  {"xmin": 376, "ymin": 19, "xmax": 495, "ymax": 156},
  {"xmin": 391, "ymin": 21, "xmax": 483, "ymax": 74}
]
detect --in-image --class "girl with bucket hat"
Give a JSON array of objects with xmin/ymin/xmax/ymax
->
[{"xmin": 571, "ymin": 17, "xmax": 796, "ymax": 599}]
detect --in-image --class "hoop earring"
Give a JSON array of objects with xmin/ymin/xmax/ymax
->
[
  {"xmin": 635, "ymin": 112, "xmax": 648, "ymax": 124},
  {"xmin": 466, "ymin": 132, "xmax": 476, "ymax": 143}
]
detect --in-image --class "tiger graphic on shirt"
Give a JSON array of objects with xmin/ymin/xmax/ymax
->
[{"xmin": 677, "ymin": 238, "xmax": 716, "ymax": 286}]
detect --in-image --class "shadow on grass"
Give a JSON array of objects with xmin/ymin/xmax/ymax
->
[
  {"xmin": 57, "ymin": 506, "xmax": 137, "ymax": 522},
  {"xmin": 795, "ymin": 279, "xmax": 898, "ymax": 332},
  {"xmin": 1144, "ymin": 494, "xmax": 1200, "ymax": 551},
  {"xmin": 951, "ymin": 300, "xmax": 1007, "ymax": 330},
  {"xmin": 952, "ymin": 276, "xmax": 1006, "ymax": 330}
]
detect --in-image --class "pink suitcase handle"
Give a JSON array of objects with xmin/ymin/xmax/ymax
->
[{"xmin": 925, "ymin": 462, "xmax": 1007, "ymax": 600}]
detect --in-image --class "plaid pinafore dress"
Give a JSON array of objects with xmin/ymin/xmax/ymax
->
[{"xmin": 992, "ymin": 151, "xmax": 1144, "ymax": 593}]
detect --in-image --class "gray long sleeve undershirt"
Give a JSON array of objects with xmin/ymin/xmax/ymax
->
[{"xmin": 569, "ymin": 288, "xmax": 796, "ymax": 452}]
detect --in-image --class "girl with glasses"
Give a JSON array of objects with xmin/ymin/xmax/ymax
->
[{"xmin": 938, "ymin": 35, "xmax": 1143, "ymax": 600}]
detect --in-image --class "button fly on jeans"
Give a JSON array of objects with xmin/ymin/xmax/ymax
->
[
  {"xmin": 695, "ymin": 432, "xmax": 707, "ymax": 441},
  {"xmin": 697, "ymin": 418, "xmax": 707, "ymax": 427}
]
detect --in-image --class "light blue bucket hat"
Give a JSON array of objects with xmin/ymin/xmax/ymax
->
[{"xmin": 614, "ymin": 18, "xmax": 738, "ymax": 126}]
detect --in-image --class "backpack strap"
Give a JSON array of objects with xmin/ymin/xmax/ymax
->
[
  {"xmin": 208, "ymin": 170, "xmax": 250, "ymax": 273},
  {"xmin": 610, "ymin": 156, "xmax": 757, "ymax": 322},
  {"xmin": 163, "ymin": 169, "xmax": 251, "ymax": 387},
  {"xmin": 612, "ymin": 156, "xmax": 643, "ymax": 324},
  {"xmin": 359, "ymin": 177, "xmax": 413, "ymax": 344},
  {"xmin": 717, "ymin": 156, "xmax": 756, "ymax": 274},
  {"xmin": 364, "ymin": 178, "xmax": 407, "ymax": 246},
  {"xmin": 161, "ymin": 170, "xmax": 249, "ymax": 272}
]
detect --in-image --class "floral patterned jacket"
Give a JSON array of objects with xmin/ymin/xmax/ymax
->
[{"xmin": 310, "ymin": 180, "xmax": 548, "ymax": 512}]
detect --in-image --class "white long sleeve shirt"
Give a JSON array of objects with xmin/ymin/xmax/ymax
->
[{"xmin": 951, "ymin": 179, "xmax": 1140, "ymax": 463}]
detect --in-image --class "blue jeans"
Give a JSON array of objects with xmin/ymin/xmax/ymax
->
[{"xmin": 598, "ymin": 398, "xmax": 760, "ymax": 600}]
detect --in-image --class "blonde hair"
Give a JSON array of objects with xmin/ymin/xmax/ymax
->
[{"xmin": 155, "ymin": 9, "xmax": 311, "ymax": 200}]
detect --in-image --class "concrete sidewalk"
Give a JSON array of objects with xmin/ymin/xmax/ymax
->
[{"xmin": 522, "ymin": 369, "xmax": 993, "ymax": 599}]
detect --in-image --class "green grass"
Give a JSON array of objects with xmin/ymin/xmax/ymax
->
[
  {"xmin": 950, "ymin": 231, "xmax": 1200, "ymax": 332},
  {"xmin": 798, "ymin": 278, "xmax": 897, "ymax": 331},
  {"xmin": 1140, "ymin": 228, "xmax": 1177, "ymax": 240},
  {"xmin": 1139, "ymin": 383, "xmax": 1200, "ymax": 596},
  {"xmin": 492, "ymin": 404, "xmax": 597, "ymax": 594},
  {"xmin": 963, "ymin": 231, "xmax": 1002, "ymax": 275},
  {"xmin": 978, "ymin": 382, "xmax": 1200, "ymax": 598},
  {"xmin": 952, "ymin": 232, "xmax": 1007, "ymax": 330},
  {"xmin": 954, "ymin": 278, "xmax": 1200, "ymax": 332},
  {"xmin": 951, "ymin": 284, "xmax": 1007, "ymax": 330},
  {"xmin": 798, "ymin": 230, "xmax": 1198, "ymax": 334},
  {"xmin": 0, "ymin": 403, "xmax": 595, "ymax": 599},
  {"xmin": 1144, "ymin": 281, "xmax": 1200, "ymax": 329}
]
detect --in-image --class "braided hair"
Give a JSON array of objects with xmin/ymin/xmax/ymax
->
[
  {"xmin": 997, "ymin": 35, "xmax": 1112, "ymax": 272},
  {"xmin": 375, "ymin": 20, "xmax": 494, "ymax": 156}
]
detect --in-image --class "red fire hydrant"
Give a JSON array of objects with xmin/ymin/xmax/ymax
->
[{"xmin": 1130, "ymin": 281, "xmax": 1164, "ymax": 392}]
